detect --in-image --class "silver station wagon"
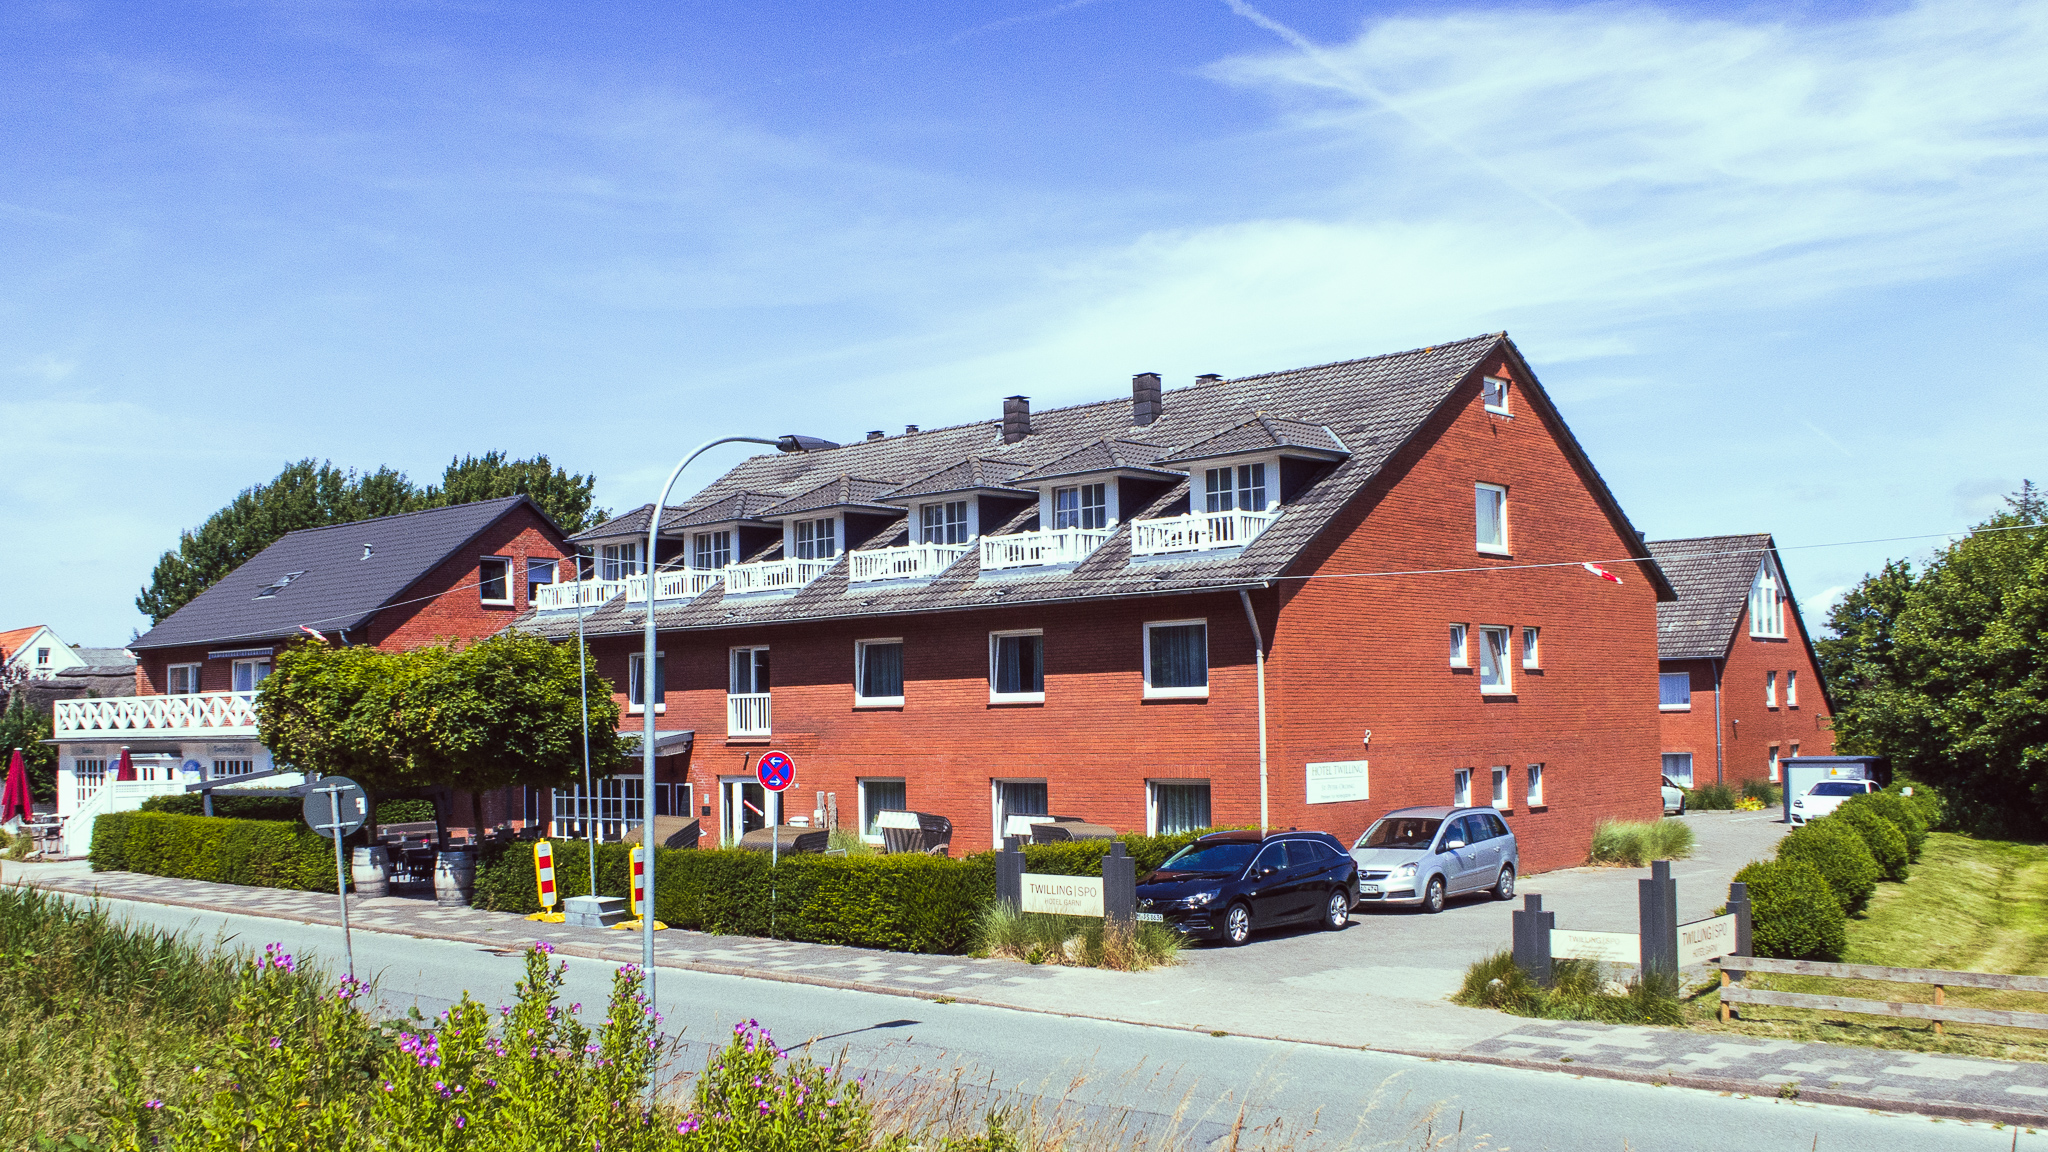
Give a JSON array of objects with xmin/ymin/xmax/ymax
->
[{"xmin": 1349, "ymin": 806, "xmax": 1520, "ymax": 913}]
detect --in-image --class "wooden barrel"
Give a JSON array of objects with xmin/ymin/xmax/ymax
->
[
  {"xmin": 433, "ymin": 849, "xmax": 476, "ymax": 907},
  {"xmin": 350, "ymin": 846, "xmax": 391, "ymax": 898}
]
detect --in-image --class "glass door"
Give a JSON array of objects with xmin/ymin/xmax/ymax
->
[{"xmin": 720, "ymin": 777, "xmax": 779, "ymax": 845}]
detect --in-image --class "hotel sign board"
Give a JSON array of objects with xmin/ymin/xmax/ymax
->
[
  {"xmin": 1678, "ymin": 914, "xmax": 1739, "ymax": 967},
  {"xmin": 1305, "ymin": 760, "xmax": 1370, "ymax": 805},
  {"xmin": 1021, "ymin": 872, "xmax": 1105, "ymax": 917},
  {"xmin": 1551, "ymin": 929, "xmax": 1640, "ymax": 964}
]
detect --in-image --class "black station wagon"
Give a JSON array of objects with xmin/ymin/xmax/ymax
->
[{"xmin": 1135, "ymin": 829, "xmax": 1359, "ymax": 945}]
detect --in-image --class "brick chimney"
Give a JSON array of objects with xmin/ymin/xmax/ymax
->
[
  {"xmin": 1002, "ymin": 396, "xmax": 1032, "ymax": 444},
  {"xmin": 1132, "ymin": 372, "xmax": 1162, "ymax": 427}
]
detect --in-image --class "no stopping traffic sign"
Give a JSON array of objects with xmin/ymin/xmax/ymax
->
[{"xmin": 756, "ymin": 750, "xmax": 796, "ymax": 792}]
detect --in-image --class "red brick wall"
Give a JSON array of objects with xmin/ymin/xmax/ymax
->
[
  {"xmin": 1701, "ymin": 603, "xmax": 1834, "ymax": 787},
  {"xmin": 1655, "ymin": 658, "xmax": 1722, "ymax": 785}
]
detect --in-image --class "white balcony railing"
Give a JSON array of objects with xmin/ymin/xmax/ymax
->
[
  {"xmin": 533, "ymin": 579, "xmax": 628, "ymax": 611},
  {"xmin": 1129, "ymin": 509, "xmax": 1281, "ymax": 556},
  {"xmin": 723, "ymin": 558, "xmax": 833, "ymax": 596},
  {"xmin": 980, "ymin": 528, "xmax": 1114, "ymax": 570},
  {"xmin": 623, "ymin": 569, "xmax": 724, "ymax": 604},
  {"xmin": 727, "ymin": 692, "xmax": 771, "ymax": 737},
  {"xmin": 847, "ymin": 542, "xmax": 972, "ymax": 583},
  {"xmin": 53, "ymin": 692, "xmax": 260, "ymax": 739}
]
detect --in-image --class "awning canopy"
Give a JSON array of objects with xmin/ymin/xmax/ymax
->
[{"xmin": 619, "ymin": 729, "xmax": 695, "ymax": 758}]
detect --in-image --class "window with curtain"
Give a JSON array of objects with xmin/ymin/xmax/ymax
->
[
  {"xmin": 1491, "ymin": 766, "xmax": 1509, "ymax": 808},
  {"xmin": 995, "ymin": 780, "xmax": 1049, "ymax": 839},
  {"xmin": 856, "ymin": 640, "xmax": 903, "ymax": 703},
  {"xmin": 1521, "ymin": 626, "xmax": 1540, "ymax": 668},
  {"xmin": 167, "ymin": 664, "xmax": 201, "ymax": 694},
  {"xmin": 231, "ymin": 659, "xmax": 271, "ymax": 693},
  {"xmin": 1475, "ymin": 484, "xmax": 1507, "ymax": 552},
  {"xmin": 527, "ymin": 558, "xmax": 556, "ymax": 601},
  {"xmin": 1659, "ymin": 672, "xmax": 1691, "ymax": 708},
  {"xmin": 1152, "ymin": 782, "xmax": 1211, "ymax": 835},
  {"xmin": 861, "ymin": 779, "xmax": 907, "ymax": 839},
  {"xmin": 1662, "ymin": 753, "xmax": 1694, "ymax": 788},
  {"xmin": 990, "ymin": 632, "xmax": 1044, "ymax": 698},
  {"xmin": 730, "ymin": 647, "xmax": 770, "ymax": 694},
  {"xmin": 1478, "ymin": 626, "xmax": 1511, "ymax": 692},
  {"xmin": 1144, "ymin": 621, "xmax": 1208, "ymax": 696},
  {"xmin": 1526, "ymin": 763, "xmax": 1545, "ymax": 806},
  {"xmin": 693, "ymin": 532, "xmax": 732, "ymax": 570},
  {"xmin": 920, "ymin": 501, "xmax": 970, "ymax": 545},
  {"xmin": 1767, "ymin": 671, "xmax": 1778, "ymax": 707},
  {"xmin": 628, "ymin": 652, "xmax": 666, "ymax": 709},
  {"xmin": 1453, "ymin": 768, "xmax": 1473, "ymax": 807}
]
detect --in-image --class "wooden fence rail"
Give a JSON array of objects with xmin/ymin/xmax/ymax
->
[{"xmin": 1719, "ymin": 955, "xmax": 2048, "ymax": 1033}]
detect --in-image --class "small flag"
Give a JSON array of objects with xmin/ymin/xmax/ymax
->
[
  {"xmin": 1582, "ymin": 563, "xmax": 1623, "ymax": 585},
  {"xmin": 299, "ymin": 625, "xmax": 327, "ymax": 641}
]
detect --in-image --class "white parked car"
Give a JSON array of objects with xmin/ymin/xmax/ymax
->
[
  {"xmin": 1790, "ymin": 778, "xmax": 1877, "ymax": 825},
  {"xmin": 1661, "ymin": 775, "xmax": 1686, "ymax": 816}
]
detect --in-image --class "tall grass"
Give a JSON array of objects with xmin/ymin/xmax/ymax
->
[
  {"xmin": 974, "ymin": 904, "xmax": 1183, "ymax": 971},
  {"xmin": 1453, "ymin": 951, "xmax": 1682, "ymax": 1025},
  {"xmin": 1586, "ymin": 819, "xmax": 1696, "ymax": 867}
]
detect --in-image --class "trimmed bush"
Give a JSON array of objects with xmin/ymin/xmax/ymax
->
[
  {"xmin": 1587, "ymin": 819, "xmax": 1696, "ymax": 866},
  {"xmin": 1734, "ymin": 857, "xmax": 1846, "ymax": 960},
  {"xmin": 140, "ymin": 790, "xmax": 304, "ymax": 823},
  {"xmin": 1853, "ymin": 791, "xmax": 1928, "ymax": 860},
  {"xmin": 90, "ymin": 811, "xmax": 339, "ymax": 892},
  {"xmin": 1740, "ymin": 778, "xmax": 1781, "ymax": 806},
  {"xmin": 1001, "ymin": 826, "xmax": 1254, "ymax": 878},
  {"xmin": 1687, "ymin": 783, "xmax": 1738, "ymax": 810},
  {"xmin": 1832, "ymin": 803, "xmax": 1910, "ymax": 881},
  {"xmin": 376, "ymin": 798, "xmax": 436, "ymax": 824},
  {"xmin": 1777, "ymin": 816, "xmax": 1880, "ymax": 914},
  {"xmin": 1887, "ymin": 780, "xmax": 1945, "ymax": 831}
]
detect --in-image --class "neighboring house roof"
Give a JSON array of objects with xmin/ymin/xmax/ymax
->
[
  {"xmin": 1008, "ymin": 438, "xmax": 1176, "ymax": 483},
  {"xmin": 512, "ymin": 332, "xmax": 1673, "ymax": 642},
  {"xmin": 1158, "ymin": 415, "xmax": 1350, "ymax": 464},
  {"xmin": 69, "ymin": 647, "xmax": 136, "ymax": 668},
  {"xmin": 1645, "ymin": 534, "xmax": 1775, "ymax": 660},
  {"xmin": 757, "ymin": 476, "xmax": 901, "ymax": 518},
  {"xmin": 131, "ymin": 496, "xmax": 557, "ymax": 651},
  {"xmin": 0, "ymin": 626, "xmax": 45, "ymax": 664}
]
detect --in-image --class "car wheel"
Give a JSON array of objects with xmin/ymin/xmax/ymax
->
[
  {"xmin": 1223, "ymin": 902, "xmax": 1253, "ymax": 946},
  {"xmin": 1494, "ymin": 865, "xmax": 1516, "ymax": 901},
  {"xmin": 1322, "ymin": 889, "xmax": 1350, "ymax": 930},
  {"xmin": 1421, "ymin": 876, "xmax": 1446, "ymax": 914}
]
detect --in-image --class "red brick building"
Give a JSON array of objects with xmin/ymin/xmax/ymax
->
[
  {"xmin": 524, "ymin": 333, "xmax": 1676, "ymax": 873},
  {"xmin": 1646, "ymin": 534, "xmax": 1835, "ymax": 791}
]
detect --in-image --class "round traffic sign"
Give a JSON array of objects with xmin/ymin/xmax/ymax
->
[
  {"xmin": 756, "ymin": 750, "xmax": 796, "ymax": 792},
  {"xmin": 303, "ymin": 777, "xmax": 370, "ymax": 839}
]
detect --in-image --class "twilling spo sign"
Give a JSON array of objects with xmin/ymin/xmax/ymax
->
[{"xmin": 1022, "ymin": 873, "xmax": 1105, "ymax": 917}]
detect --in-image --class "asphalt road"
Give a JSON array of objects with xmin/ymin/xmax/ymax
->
[{"xmin": 84, "ymin": 894, "xmax": 2025, "ymax": 1152}]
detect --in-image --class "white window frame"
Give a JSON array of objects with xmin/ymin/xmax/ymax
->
[
  {"xmin": 919, "ymin": 501, "xmax": 971, "ymax": 545},
  {"xmin": 1749, "ymin": 564, "xmax": 1786, "ymax": 637},
  {"xmin": 1787, "ymin": 670, "xmax": 1799, "ymax": 708},
  {"xmin": 1768, "ymin": 745, "xmax": 1781, "ymax": 782},
  {"xmin": 230, "ymin": 658, "xmax": 271, "ymax": 694},
  {"xmin": 526, "ymin": 557, "xmax": 556, "ymax": 601},
  {"xmin": 1491, "ymin": 766, "xmax": 1509, "ymax": 809},
  {"xmin": 36, "ymin": 647, "xmax": 50, "ymax": 666},
  {"xmin": 1475, "ymin": 483, "xmax": 1509, "ymax": 556},
  {"xmin": 1147, "ymin": 778, "xmax": 1213, "ymax": 836},
  {"xmin": 988, "ymin": 629, "xmax": 1045, "ymax": 704},
  {"xmin": 1766, "ymin": 670, "xmax": 1778, "ymax": 709},
  {"xmin": 1052, "ymin": 483, "xmax": 1109, "ymax": 531},
  {"xmin": 1141, "ymin": 619, "xmax": 1209, "ymax": 700},
  {"xmin": 1521, "ymin": 626, "xmax": 1540, "ymax": 669},
  {"xmin": 854, "ymin": 638, "xmax": 905, "ymax": 707},
  {"xmin": 693, "ymin": 531, "xmax": 734, "ymax": 571},
  {"xmin": 1482, "ymin": 376, "xmax": 1511, "ymax": 415},
  {"xmin": 1453, "ymin": 768, "xmax": 1473, "ymax": 808},
  {"xmin": 599, "ymin": 542, "xmax": 646, "ymax": 581},
  {"xmin": 627, "ymin": 650, "xmax": 666, "ymax": 714},
  {"xmin": 1662, "ymin": 753, "xmax": 1695, "ymax": 789},
  {"xmin": 167, "ymin": 663, "xmax": 202, "ymax": 695},
  {"xmin": 74, "ymin": 758, "xmax": 107, "ymax": 804},
  {"xmin": 857, "ymin": 777, "xmax": 907, "ymax": 845},
  {"xmin": 1659, "ymin": 671, "xmax": 1692, "ymax": 711},
  {"xmin": 1449, "ymin": 624, "xmax": 1469, "ymax": 668},
  {"xmin": 730, "ymin": 645, "xmax": 770, "ymax": 694},
  {"xmin": 992, "ymin": 777, "xmax": 1050, "ymax": 845},
  {"xmin": 1478, "ymin": 626, "xmax": 1512, "ymax": 694},
  {"xmin": 478, "ymin": 555, "xmax": 514, "ymax": 605},
  {"xmin": 795, "ymin": 516, "xmax": 838, "ymax": 560},
  {"xmin": 1526, "ymin": 763, "xmax": 1545, "ymax": 807}
]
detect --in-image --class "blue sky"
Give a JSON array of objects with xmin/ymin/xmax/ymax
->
[{"xmin": 4, "ymin": 0, "xmax": 2043, "ymax": 644}]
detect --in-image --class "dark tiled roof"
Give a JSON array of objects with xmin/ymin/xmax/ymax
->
[
  {"xmin": 1160, "ymin": 416, "xmax": 1349, "ymax": 464},
  {"xmin": 664, "ymin": 492, "xmax": 784, "ymax": 529},
  {"xmin": 571, "ymin": 503, "xmax": 658, "ymax": 542},
  {"xmin": 1646, "ymin": 534, "xmax": 1772, "ymax": 660},
  {"xmin": 757, "ymin": 476, "xmax": 900, "ymax": 518},
  {"xmin": 1009, "ymin": 438, "xmax": 1175, "ymax": 483},
  {"xmin": 512, "ymin": 333, "xmax": 1671, "ymax": 641},
  {"xmin": 132, "ymin": 496, "xmax": 554, "ymax": 651}
]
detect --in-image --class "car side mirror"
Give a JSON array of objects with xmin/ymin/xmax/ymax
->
[
  {"xmin": 1257, "ymin": 865, "xmax": 1278, "ymax": 878},
  {"xmin": 1444, "ymin": 839, "xmax": 1466, "ymax": 850}
]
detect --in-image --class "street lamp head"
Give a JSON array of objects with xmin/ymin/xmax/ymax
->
[{"xmin": 776, "ymin": 434, "xmax": 840, "ymax": 454}]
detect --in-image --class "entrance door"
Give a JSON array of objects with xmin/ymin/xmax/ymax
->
[{"xmin": 720, "ymin": 777, "xmax": 779, "ymax": 845}]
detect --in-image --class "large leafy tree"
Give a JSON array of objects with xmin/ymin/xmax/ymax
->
[
  {"xmin": 257, "ymin": 632, "xmax": 626, "ymax": 840},
  {"xmin": 1825, "ymin": 483, "xmax": 2048, "ymax": 834},
  {"xmin": 138, "ymin": 455, "xmax": 608, "ymax": 624}
]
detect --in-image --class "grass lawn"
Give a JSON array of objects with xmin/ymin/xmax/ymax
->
[{"xmin": 1685, "ymin": 832, "xmax": 2048, "ymax": 1060}]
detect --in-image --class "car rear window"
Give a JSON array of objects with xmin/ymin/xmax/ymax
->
[
  {"xmin": 1358, "ymin": 817, "xmax": 1442, "ymax": 850},
  {"xmin": 1159, "ymin": 841, "xmax": 1260, "ymax": 873},
  {"xmin": 1482, "ymin": 814, "xmax": 1510, "ymax": 839},
  {"xmin": 1809, "ymin": 781, "xmax": 1867, "ymax": 796}
]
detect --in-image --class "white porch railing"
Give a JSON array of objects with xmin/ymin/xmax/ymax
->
[
  {"xmin": 727, "ymin": 692, "xmax": 771, "ymax": 737},
  {"xmin": 847, "ymin": 542, "xmax": 972, "ymax": 583},
  {"xmin": 534, "ymin": 579, "xmax": 627, "ymax": 611},
  {"xmin": 723, "ymin": 559, "xmax": 833, "ymax": 596},
  {"xmin": 53, "ymin": 692, "xmax": 260, "ymax": 739},
  {"xmin": 980, "ymin": 528, "xmax": 1114, "ymax": 570},
  {"xmin": 1129, "ymin": 509, "xmax": 1281, "ymax": 556},
  {"xmin": 624, "ymin": 569, "xmax": 724, "ymax": 603}
]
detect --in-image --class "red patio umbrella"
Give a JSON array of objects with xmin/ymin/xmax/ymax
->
[
  {"xmin": 1, "ymin": 749, "xmax": 30, "ymax": 823},
  {"xmin": 114, "ymin": 747, "xmax": 136, "ymax": 782}
]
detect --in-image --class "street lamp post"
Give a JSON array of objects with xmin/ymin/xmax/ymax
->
[{"xmin": 639, "ymin": 434, "xmax": 834, "ymax": 1025}]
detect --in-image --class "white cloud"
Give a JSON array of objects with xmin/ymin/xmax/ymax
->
[{"xmin": 11, "ymin": 353, "xmax": 77, "ymax": 382}]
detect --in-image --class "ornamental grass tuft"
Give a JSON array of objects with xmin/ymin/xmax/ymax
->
[{"xmin": 1586, "ymin": 820, "xmax": 1695, "ymax": 867}]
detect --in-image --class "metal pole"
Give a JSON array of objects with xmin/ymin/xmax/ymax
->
[
  {"xmin": 1239, "ymin": 589, "xmax": 1269, "ymax": 831},
  {"xmin": 577, "ymin": 566, "xmax": 597, "ymax": 900},
  {"xmin": 327, "ymin": 787, "xmax": 355, "ymax": 980}
]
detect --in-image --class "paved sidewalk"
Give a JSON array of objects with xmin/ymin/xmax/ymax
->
[{"xmin": 18, "ymin": 862, "xmax": 2048, "ymax": 1128}]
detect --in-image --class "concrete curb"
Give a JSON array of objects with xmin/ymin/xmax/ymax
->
[{"xmin": 33, "ymin": 877, "xmax": 2048, "ymax": 1131}]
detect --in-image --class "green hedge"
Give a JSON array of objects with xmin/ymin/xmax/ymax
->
[
  {"xmin": 1778, "ymin": 816, "xmax": 1880, "ymax": 914},
  {"xmin": 1849, "ymin": 791, "xmax": 1927, "ymax": 861},
  {"xmin": 1686, "ymin": 783, "xmax": 1739, "ymax": 811},
  {"xmin": 140, "ymin": 791, "xmax": 303, "ymax": 823},
  {"xmin": 1735, "ymin": 858, "xmax": 1846, "ymax": 960},
  {"xmin": 988, "ymin": 826, "xmax": 1254, "ymax": 878},
  {"xmin": 1832, "ymin": 803, "xmax": 1910, "ymax": 881},
  {"xmin": 90, "ymin": 812, "xmax": 340, "ymax": 892}
]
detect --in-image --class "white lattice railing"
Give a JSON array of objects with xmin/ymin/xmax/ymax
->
[
  {"xmin": 534, "ymin": 579, "xmax": 628, "ymax": 611},
  {"xmin": 980, "ymin": 527, "xmax": 1114, "ymax": 570},
  {"xmin": 723, "ymin": 559, "xmax": 833, "ymax": 596},
  {"xmin": 53, "ymin": 692, "xmax": 260, "ymax": 739},
  {"xmin": 847, "ymin": 543, "xmax": 972, "ymax": 583},
  {"xmin": 1129, "ymin": 509, "xmax": 1281, "ymax": 556},
  {"xmin": 727, "ymin": 693, "xmax": 771, "ymax": 737},
  {"xmin": 623, "ymin": 570, "xmax": 724, "ymax": 604}
]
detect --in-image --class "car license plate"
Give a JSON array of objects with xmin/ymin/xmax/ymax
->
[
  {"xmin": 1360, "ymin": 884, "xmax": 1381, "ymax": 894},
  {"xmin": 1135, "ymin": 912, "xmax": 1164, "ymax": 923}
]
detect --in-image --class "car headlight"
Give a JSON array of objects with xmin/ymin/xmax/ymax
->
[
  {"xmin": 1182, "ymin": 889, "xmax": 1221, "ymax": 908},
  {"xmin": 1394, "ymin": 864, "xmax": 1418, "ymax": 880}
]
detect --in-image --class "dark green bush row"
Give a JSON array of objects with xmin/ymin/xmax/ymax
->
[
  {"xmin": 1778, "ymin": 817, "xmax": 1881, "ymax": 914},
  {"xmin": 471, "ymin": 839, "xmax": 996, "ymax": 954},
  {"xmin": 993, "ymin": 826, "xmax": 1255, "ymax": 878},
  {"xmin": 1738, "ymin": 780, "xmax": 1943, "ymax": 960},
  {"xmin": 91, "ymin": 812, "xmax": 341, "ymax": 892},
  {"xmin": 1734, "ymin": 857, "xmax": 1846, "ymax": 961},
  {"xmin": 139, "ymin": 792, "xmax": 436, "ymax": 826}
]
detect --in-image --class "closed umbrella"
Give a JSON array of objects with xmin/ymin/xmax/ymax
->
[
  {"xmin": 114, "ymin": 747, "xmax": 136, "ymax": 782},
  {"xmin": 1, "ymin": 749, "xmax": 29, "ymax": 824}
]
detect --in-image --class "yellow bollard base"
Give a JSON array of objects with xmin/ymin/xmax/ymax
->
[
  {"xmin": 526, "ymin": 911, "xmax": 566, "ymax": 923},
  {"xmin": 611, "ymin": 919, "xmax": 667, "ymax": 931}
]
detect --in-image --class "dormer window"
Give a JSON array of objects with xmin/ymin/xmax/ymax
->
[
  {"xmin": 1204, "ymin": 464, "xmax": 1267, "ymax": 513},
  {"xmin": 1052, "ymin": 484, "xmax": 1107, "ymax": 530},
  {"xmin": 254, "ymin": 571, "xmax": 305, "ymax": 599},
  {"xmin": 598, "ymin": 543, "xmax": 644, "ymax": 581},
  {"xmin": 693, "ymin": 531, "xmax": 733, "ymax": 570},
  {"xmin": 1482, "ymin": 376, "xmax": 1510, "ymax": 414},
  {"xmin": 794, "ymin": 517, "xmax": 838, "ymax": 560},
  {"xmin": 920, "ymin": 501, "xmax": 970, "ymax": 545}
]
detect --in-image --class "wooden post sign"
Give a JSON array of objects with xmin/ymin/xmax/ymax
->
[{"xmin": 1021, "ymin": 872, "xmax": 1105, "ymax": 917}]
